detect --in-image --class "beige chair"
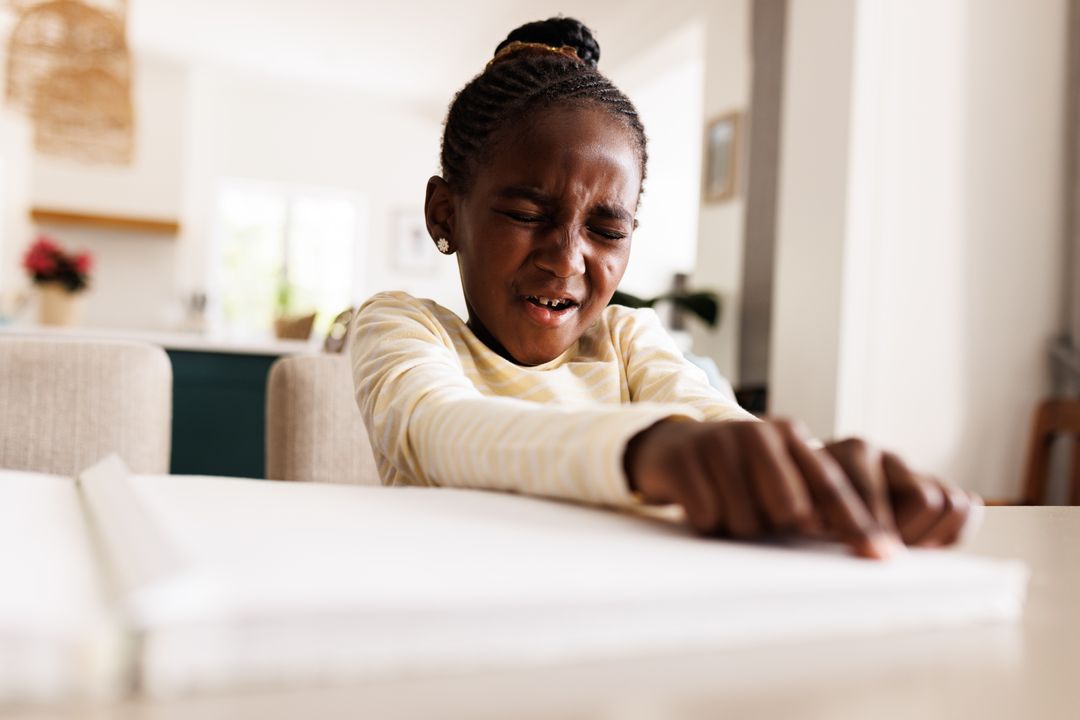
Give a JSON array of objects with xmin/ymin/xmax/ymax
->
[
  {"xmin": 0, "ymin": 337, "xmax": 172, "ymax": 476},
  {"xmin": 265, "ymin": 354, "xmax": 379, "ymax": 484}
]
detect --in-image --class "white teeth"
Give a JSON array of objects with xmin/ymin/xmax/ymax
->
[{"xmin": 527, "ymin": 295, "xmax": 573, "ymax": 309}]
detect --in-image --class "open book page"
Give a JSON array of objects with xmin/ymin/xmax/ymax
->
[
  {"xmin": 74, "ymin": 458, "xmax": 1030, "ymax": 698},
  {"xmin": 0, "ymin": 469, "xmax": 124, "ymax": 704},
  {"xmin": 77, "ymin": 455, "xmax": 187, "ymax": 611}
]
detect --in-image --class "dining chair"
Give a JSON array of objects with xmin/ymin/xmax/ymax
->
[
  {"xmin": 1022, "ymin": 398, "xmax": 1080, "ymax": 505},
  {"xmin": 0, "ymin": 337, "xmax": 172, "ymax": 475},
  {"xmin": 265, "ymin": 353, "xmax": 379, "ymax": 484}
]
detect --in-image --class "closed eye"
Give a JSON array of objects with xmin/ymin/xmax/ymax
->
[
  {"xmin": 500, "ymin": 211, "xmax": 546, "ymax": 224},
  {"xmin": 589, "ymin": 226, "xmax": 628, "ymax": 241}
]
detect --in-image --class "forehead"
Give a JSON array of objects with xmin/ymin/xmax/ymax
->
[{"xmin": 474, "ymin": 103, "xmax": 642, "ymax": 204}]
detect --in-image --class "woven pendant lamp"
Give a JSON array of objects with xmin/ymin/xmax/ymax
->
[{"xmin": 4, "ymin": 0, "xmax": 134, "ymax": 165}]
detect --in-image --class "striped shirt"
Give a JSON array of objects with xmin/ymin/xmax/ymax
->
[{"xmin": 350, "ymin": 291, "xmax": 754, "ymax": 507}]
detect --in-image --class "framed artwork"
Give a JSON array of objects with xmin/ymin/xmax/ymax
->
[
  {"xmin": 703, "ymin": 111, "xmax": 741, "ymax": 203},
  {"xmin": 392, "ymin": 210, "xmax": 437, "ymax": 272}
]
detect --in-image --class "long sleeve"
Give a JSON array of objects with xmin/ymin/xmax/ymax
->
[
  {"xmin": 349, "ymin": 293, "xmax": 702, "ymax": 507},
  {"xmin": 615, "ymin": 307, "xmax": 757, "ymax": 423}
]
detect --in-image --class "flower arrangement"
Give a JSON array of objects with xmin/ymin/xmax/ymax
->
[{"xmin": 22, "ymin": 236, "xmax": 93, "ymax": 292}]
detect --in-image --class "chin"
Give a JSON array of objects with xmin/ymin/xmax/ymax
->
[{"xmin": 511, "ymin": 340, "xmax": 569, "ymax": 366}]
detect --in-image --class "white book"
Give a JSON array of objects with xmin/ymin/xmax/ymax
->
[
  {"xmin": 66, "ymin": 456, "xmax": 1028, "ymax": 699},
  {"xmin": 0, "ymin": 470, "xmax": 124, "ymax": 705}
]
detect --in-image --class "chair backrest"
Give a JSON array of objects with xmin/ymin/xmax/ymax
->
[
  {"xmin": 0, "ymin": 337, "xmax": 172, "ymax": 475},
  {"xmin": 265, "ymin": 353, "xmax": 379, "ymax": 485},
  {"xmin": 1022, "ymin": 398, "xmax": 1080, "ymax": 505}
]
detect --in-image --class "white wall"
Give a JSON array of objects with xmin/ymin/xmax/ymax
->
[
  {"xmin": 30, "ymin": 55, "xmax": 187, "ymax": 218},
  {"xmin": 0, "ymin": 55, "xmax": 187, "ymax": 328},
  {"xmin": 771, "ymin": 0, "xmax": 1065, "ymax": 498},
  {"xmin": 179, "ymin": 67, "xmax": 461, "ymax": 325},
  {"xmin": 24, "ymin": 54, "xmax": 187, "ymax": 329},
  {"xmin": 836, "ymin": 0, "xmax": 970, "ymax": 473},
  {"xmin": 1, "ymin": 2, "xmax": 750, "ymax": 341},
  {"xmin": 770, "ymin": 0, "xmax": 858, "ymax": 435},
  {"xmin": 941, "ymin": 0, "xmax": 1063, "ymax": 497},
  {"xmin": 689, "ymin": 0, "xmax": 752, "ymax": 380},
  {"xmin": 0, "ymin": 109, "xmax": 31, "ymax": 302},
  {"xmin": 2, "ymin": 51, "xmax": 457, "ymax": 330},
  {"xmin": 0, "ymin": 22, "xmax": 33, "ymax": 305},
  {"xmin": 610, "ymin": 21, "xmax": 706, "ymax": 299}
]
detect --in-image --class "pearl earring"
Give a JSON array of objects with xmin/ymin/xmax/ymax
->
[{"xmin": 436, "ymin": 237, "xmax": 450, "ymax": 254}]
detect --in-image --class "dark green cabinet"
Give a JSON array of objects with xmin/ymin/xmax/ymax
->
[{"xmin": 168, "ymin": 350, "xmax": 279, "ymax": 479}]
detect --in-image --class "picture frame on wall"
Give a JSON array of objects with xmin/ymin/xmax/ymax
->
[
  {"xmin": 392, "ymin": 210, "xmax": 438, "ymax": 272},
  {"xmin": 703, "ymin": 111, "xmax": 741, "ymax": 203}
]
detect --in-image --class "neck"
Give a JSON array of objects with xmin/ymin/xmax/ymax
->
[{"xmin": 465, "ymin": 314, "xmax": 521, "ymax": 365}]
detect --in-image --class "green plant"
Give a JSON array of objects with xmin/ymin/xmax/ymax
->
[
  {"xmin": 608, "ymin": 288, "xmax": 721, "ymax": 328},
  {"xmin": 275, "ymin": 277, "xmax": 296, "ymax": 317}
]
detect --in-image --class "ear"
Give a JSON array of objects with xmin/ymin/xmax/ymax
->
[{"xmin": 424, "ymin": 176, "xmax": 456, "ymax": 253}]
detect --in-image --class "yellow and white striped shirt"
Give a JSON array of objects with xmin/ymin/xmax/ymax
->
[{"xmin": 350, "ymin": 291, "xmax": 754, "ymax": 507}]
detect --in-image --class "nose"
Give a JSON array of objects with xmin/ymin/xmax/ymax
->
[{"xmin": 532, "ymin": 224, "xmax": 586, "ymax": 278}]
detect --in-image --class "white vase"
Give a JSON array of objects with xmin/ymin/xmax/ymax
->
[{"xmin": 38, "ymin": 282, "xmax": 81, "ymax": 326}]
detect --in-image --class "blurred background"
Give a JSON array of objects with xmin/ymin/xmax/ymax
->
[{"xmin": 0, "ymin": 0, "xmax": 1069, "ymax": 501}]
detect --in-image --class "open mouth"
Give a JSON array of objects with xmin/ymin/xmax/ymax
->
[
  {"xmin": 524, "ymin": 295, "xmax": 577, "ymax": 311},
  {"xmin": 521, "ymin": 294, "xmax": 580, "ymax": 327}
]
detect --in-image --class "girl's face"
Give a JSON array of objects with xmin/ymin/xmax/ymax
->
[{"xmin": 431, "ymin": 104, "xmax": 642, "ymax": 366}]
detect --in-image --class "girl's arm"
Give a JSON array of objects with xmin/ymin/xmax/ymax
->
[
  {"xmin": 350, "ymin": 293, "xmax": 702, "ymax": 506},
  {"xmin": 613, "ymin": 307, "xmax": 755, "ymax": 421}
]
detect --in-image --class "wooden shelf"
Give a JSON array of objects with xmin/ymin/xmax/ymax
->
[{"xmin": 30, "ymin": 207, "xmax": 180, "ymax": 235}]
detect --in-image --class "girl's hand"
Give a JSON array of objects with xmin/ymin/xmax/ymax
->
[{"xmin": 623, "ymin": 419, "xmax": 981, "ymax": 559}]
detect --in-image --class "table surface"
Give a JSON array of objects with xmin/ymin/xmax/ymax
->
[{"xmin": 11, "ymin": 506, "xmax": 1080, "ymax": 720}]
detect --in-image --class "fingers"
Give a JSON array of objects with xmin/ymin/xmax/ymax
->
[
  {"xmin": 881, "ymin": 452, "xmax": 943, "ymax": 544},
  {"xmin": 669, "ymin": 426, "xmax": 756, "ymax": 537},
  {"xmin": 690, "ymin": 421, "xmax": 895, "ymax": 559},
  {"xmin": 673, "ymin": 452, "xmax": 725, "ymax": 535},
  {"xmin": 738, "ymin": 423, "xmax": 815, "ymax": 535},
  {"xmin": 678, "ymin": 422, "xmax": 810, "ymax": 539},
  {"xmin": 882, "ymin": 451, "xmax": 981, "ymax": 548},
  {"xmin": 912, "ymin": 482, "xmax": 975, "ymax": 547},
  {"xmin": 776, "ymin": 421, "xmax": 894, "ymax": 560},
  {"xmin": 825, "ymin": 438, "xmax": 897, "ymax": 536},
  {"xmin": 918, "ymin": 483, "xmax": 971, "ymax": 546},
  {"xmin": 644, "ymin": 418, "xmax": 977, "ymax": 557},
  {"xmin": 702, "ymin": 427, "xmax": 762, "ymax": 538}
]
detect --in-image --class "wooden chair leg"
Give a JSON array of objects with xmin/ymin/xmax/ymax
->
[
  {"xmin": 1072, "ymin": 437, "xmax": 1080, "ymax": 506},
  {"xmin": 1022, "ymin": 405, "xmax": 1052, "ymax": 505}
]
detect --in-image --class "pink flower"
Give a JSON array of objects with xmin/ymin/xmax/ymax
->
[
  {"xmin": 33, "ymin": 235, "xmax": 59, "ymax": 253},
  {"xmin": 21, "ymin": 237, "xmax": 91, "ymax": 292},
  {"xmin": 22, "ymin": 243, "xmax": 57, "ymax": 274},
  {"xmin": 73, "ymin": 252, "xmax": 93, "ymax": 275}
]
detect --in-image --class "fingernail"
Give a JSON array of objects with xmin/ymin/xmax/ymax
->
[{"xmin": 864, "ymin": 533, "xmax": 902, "ymax": 560}]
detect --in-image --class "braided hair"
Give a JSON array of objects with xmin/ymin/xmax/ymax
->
[{"xmin": 440, "ymin": 17, "xmax": 648, "ymax": 194}]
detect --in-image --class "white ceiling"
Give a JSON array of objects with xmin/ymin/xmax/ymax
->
[{"xmin": 126, "ymin": 0, "xmax": 707, "ymax": 111}]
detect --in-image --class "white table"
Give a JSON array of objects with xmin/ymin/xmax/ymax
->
[{"xmin": 11, "ymin": 507, "xmax": 1078, "ymax": 720}]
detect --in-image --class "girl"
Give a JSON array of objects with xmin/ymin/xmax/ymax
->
[{"xmin": 350, "ymin": 17, "xmax": 978, "ymax": 560}]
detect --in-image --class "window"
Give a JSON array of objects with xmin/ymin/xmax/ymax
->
[{"xmin": 212, "ymin": 180, "xmax": 363, "ymax": 338}]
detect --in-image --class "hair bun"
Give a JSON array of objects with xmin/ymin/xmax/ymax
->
[{"xmin": 494, "ymin": 17, "xmax": 600, "ymax": 69}]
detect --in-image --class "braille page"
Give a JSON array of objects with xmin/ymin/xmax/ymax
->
[
  {"xmin": 90, "ymin": 468, "xmax": 1027, "ymax": 698},
  {"xmin": 0, "ymin": 470, "xmax": 121, "ymax": 704}
]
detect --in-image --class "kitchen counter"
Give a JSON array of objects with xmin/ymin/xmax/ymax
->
[{"xmin": 0, "ymin": 323, "xmax": 320, "ymax": 356}]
